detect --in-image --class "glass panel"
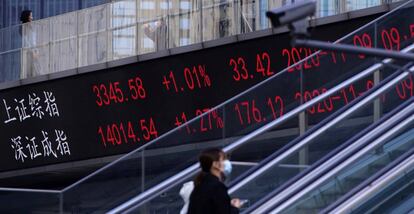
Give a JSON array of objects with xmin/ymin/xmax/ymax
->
[
  {"xmin": 0, "ymin": 15, "xmax": 24, "ymax": 82},
  {"xmin": 283, "ymin": 116, "xmax": 414, "ymax": 213},
  {"xmin": 110, "ymin": 0, "xmax": 137, "ymax": 29},
  {"xmin": 50, "ymin": 12, "xmax": 78, "ymax": 72},
  {"xmin": 50, "ymin": 39, "xmax": 78, "ymax": 72},
  {"xmin": 238, "ymin": 0, "xmax": 261, "ymax": 33},
  {"xmin": 50, "ymin": 12, "xmax": 78, "ymax": 43},
  {"xmin": 78, "ymin": 4, "xmax": 108, "ymax": 36},
  {"xmin": 0, "ymin": 50, "xmax": 21, "ymax": 82},
  {"xmin": 78, "ymin": 32, "xmax": 108, "ymax": 66},
  {"xmin": 21, "ymin": 19, "xmax": 51, "ymax": 78},
  {"xmin": 230, "ymin": 71, "xmax": 411, "ymax": 209},
  {"xmin": 0, "ymin": 0, "xmax": 409, "ymax": 85},
  {"xmin": 168, "ymin": 0, "xmax": 201, "ymax": 47},
  {"xmin": 108, "ymin": 0, "xmax": 137, "ymax": 61},
  {"xmin": 21, "ymin": 19, "xmax": 50, "ymax": 49},
  {"xmin": 0, "ymin": 190, "xmax": 60, "ymax": 213},
  {"xmin": 109, "ymin": 26, "xmax": 137, "ymax": 60},
  {"xmin": 137, "ymin": 0, "xmax": 169, "ymax": 54},
  {"xmin": 137, "ymin": 17, "xmax": 168, "ymax": 54},
  {"xmin": 202, "ymin": 0, "xmax": 237, "ymax": 41},
  {"xmin": 351, "ymin": 159, "xmax": 414, "ymax": 214},
  {"xmin": 316, "ymin": 0, "xmax": 340, "ymax": 17},
  {"xmin": 21, "ymin": 44, "xmax": 50, "ymax": 78},
  {"xmin": 78, "ymin": 4, "xmax": 108, "ymax": 67},
  {"xmin": 0, "ymin": 24, "xmax": 22, "ymax": 52},
  {"xmin": 62, "ymin": 151, "xmax": 145, "ymax": 212},
  {"xmin": 346, "ymin": 0, "xmax": 382, "ymax": 12}
]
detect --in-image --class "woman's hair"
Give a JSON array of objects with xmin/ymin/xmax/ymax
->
[
  {"xmin": 20, "ymin": 10, "xmax": 32, "ymax": 23},
  {"xmin": 194, "ymin": 148, "xmax": 226, "ymax": 186}
]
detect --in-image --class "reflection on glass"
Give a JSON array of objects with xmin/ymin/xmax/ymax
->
[{"xmin": 0, "ymin": 0, "xmax": 408, "ymax": 82}]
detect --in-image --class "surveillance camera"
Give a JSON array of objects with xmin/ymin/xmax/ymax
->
[{"xmin": 266, "ymin": 1, "xmax": 316, "ymax": 28}]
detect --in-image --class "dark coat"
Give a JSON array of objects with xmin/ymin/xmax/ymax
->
[{"xmin": 188, "ymin": 173, "xmax": 239, "ymax": 214}]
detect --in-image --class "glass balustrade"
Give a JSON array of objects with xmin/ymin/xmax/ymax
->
[{"xmin": 0, "ymin": 0, "xmax": 404, "ymax": 83}]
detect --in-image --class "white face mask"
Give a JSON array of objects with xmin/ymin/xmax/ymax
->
[{"xmin": 223, "ymin": 160, "xmax": 232, "ymax": 177}]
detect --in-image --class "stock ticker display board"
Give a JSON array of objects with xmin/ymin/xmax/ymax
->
[{"xmin": 1, "ymin": 12, "xmax": 414, "ymax": 172}]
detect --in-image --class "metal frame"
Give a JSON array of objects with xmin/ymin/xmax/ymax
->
[
  {"xmin": 264, "ymin": 104, "xmax": 414, "ymax": 213},
  {"xmin": 107, "ymin": 41, "xmax": 414, "ymax": 213},
  {"xmin": 322, "ymin": 144, "xmax": 414, "ymax": 213},
  {"xmin": 328, "ymin": 152, "xmax": 414, "ymax": 213},
  {"xmin": 228, "ymin": 59, "xmax": 414, "ymax": 196}
]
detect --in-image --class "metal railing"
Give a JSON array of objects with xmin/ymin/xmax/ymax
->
[
  {"xmin": 247, "ymin": 71, "xmax": 414, "ymax": 213},
  {"xmin": 267, "ymin": 105, "xmax": 414, "ymax": 213},
  {"xmin": 109, "ymin": 45, "xmax": 414, "ymax": 213},
  {"xmin": 0, "ymin": 0, "xmax": 403, "ymax": 83},
  {"xmin": 326, "ymin": 147, "xmax": 414, "ymax": 213}
]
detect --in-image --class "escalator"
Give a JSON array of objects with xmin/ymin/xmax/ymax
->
[
  {"xmin": 85, "ymin": 1, "xmax": 414, "ymax": 213},
  {"xmin": 247, "ymin": 107, "xmax": 414, "ymax": 213},
  {"xmin": 323, "ymin": 130, "xmax": 414, "ymax": 213},
  {"xmin": 111, "ymin": 60, "xmax": 414, "ymax": 213},
  {"xmin": 227, "ymin": 69, "xmax": 414, "ymax": 213},
  {"xmin": 107, "ymin": 1, "xmax": 414, "ymax": 212},
  {"xmin": 324, "ymin": 149, "xmax": 414, "ymax": 214}
]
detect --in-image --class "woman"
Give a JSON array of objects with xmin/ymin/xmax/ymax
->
[
  {"xmin": 20, "ymin": 10, "xmax": 33, "ymax": 23},
  {"xmin": 188, "ymin": 148, "xmax": 241, "ymax": 214},
  {"xmin": 20, "ymin": 10, "xmax": 41, "ymax": 78}
]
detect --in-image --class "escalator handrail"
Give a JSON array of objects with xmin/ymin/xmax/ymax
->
[
  {"xmin": 108, "ymin": 48, "xmax": 414, "ymax": 214},
  {"xmin": 241, "ymin": 73, "xmax": 414, "ymax": 213},
  {"xmin": 263, "ymin": 104, "xmax": 414, "ymax": 214},
  {"xmin": 323, "ymin": 135, "xmax": 414, "ymax": 213},
  {"xmin": 0, "ymin": 187, "xmax": 60, "ymax": 194},
  {"xmin": 63, "ymin": 0, "xmax": 414, "ymax": 194},
  {"xmin": 228, "ymin": 61, "xmax": 412, "ymax": 191},
  {"xmin": 328, "ymin": 149, "xmax": 414, "ymax": 213}
]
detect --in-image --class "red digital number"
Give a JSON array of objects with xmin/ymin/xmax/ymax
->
[
  {"xmin": 129, "ymin": 77, "xmax": 146, "ymax": 100},
  {"xmin": 256, "ymin": 52, "xmax": 273, "ymax": 77},
  {"xmin": 353, "ymin": 33, "xmax": 372, "ymax": 59},
  {"xmin": 92, "ymin": 85, "xmax": 103, "ymax": 106},
  {"xmin": 128, "ymin": 121, "xmax": 138, "ymax": 142},
  {"xmin": 234, "ymin": 100, "xmax": 263, "ymax": 125},
  {"xmin": 282, "ymin": 48, "xmax": 320, "ymax": 73},
  {"xmin": 98, "ymin": 126, "xmax": 106, "ymax": 147},
  {"xmin": 93, "ymin": 82, "xmax": 124, "ymax": 106},
  {"xmin": 229, "ymin": 57, "xmax": 249, "ymax": 81},
  {"xmin": 282, "ymin": 48, "xmax": 295, "ymax": 72},
  {"xmin": 140, "ymin": 118, "xmax": 158, "ymax": 141},
  {"xmin": 100, "ymin": 84, "xmax": 110, "ymax": 105},
  {"xmin": 175, "ymin": 112, "xmax": 191, "ymax": 134},
  {"xmin": 381, "ymin": 27, "xmax": 400, "ymax": 51},
  {"xmin": 196, "ymin": 109, "xmax": 211, "ymax": 132},
  {"xmin": 396, "ymin": 76, "xmax": 414, "ymax": 100},
  {"xmin": 295, "ymin": 88, "xmax": 334, "ymax": 114},
  {"xmin": 113, "ymin": 82, "xmax": 124, "ymax": 102},
  {"xmin": 267, "ymin": 96, "xmax": 284, "ymax": 119}
]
